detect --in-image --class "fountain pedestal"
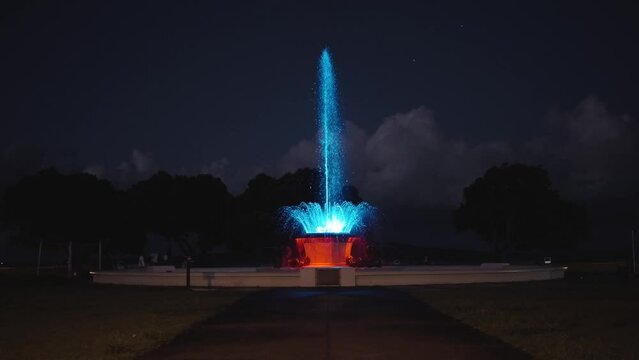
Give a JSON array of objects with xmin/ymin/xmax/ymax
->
[{"xmin": 295, "ymin": 235, "xmax": 364, "ymax": 266}]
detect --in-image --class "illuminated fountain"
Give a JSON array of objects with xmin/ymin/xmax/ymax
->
[
  {"xmin": 90, "ymin": 52, "xmax": 569, "ymax": 287},
  {"xmin": 284, "ymin": 49, "xmax": 374, "ymax": 267}
]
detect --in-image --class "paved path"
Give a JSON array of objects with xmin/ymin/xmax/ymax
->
[{"xmin": 140, "ymin": 288, "xmax": 530, "ymax": 360}]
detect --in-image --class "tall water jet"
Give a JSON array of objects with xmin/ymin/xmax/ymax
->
[
  {"xmin": 283, "ymin": 48, "xmax": 374, "ymax": 267},
  {"xmin": 318, "ymin": 49, "xmax": 343, "ymax": 211}
]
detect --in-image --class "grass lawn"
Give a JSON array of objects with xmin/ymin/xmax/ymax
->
[
  {"xmin": 0, "ymin": 269, "xmax": 249, "ymax": 360},
  {"xmin": 408, "ymin": 275, "xmax": 639, "ymax": 360}
]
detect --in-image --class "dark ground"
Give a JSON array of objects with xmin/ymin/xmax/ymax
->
[
  {"xmin": 140, "ymin": 287, "xmax": 530, "ymax": 360},
  {"xmin": 0, "ymin": 268, "xmax": 246, "ymax": 360}
]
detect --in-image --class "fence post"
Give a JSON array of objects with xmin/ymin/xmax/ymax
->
[
  {"xmin": 67, "ymin": 241, "xmax": 73, "ymax": 279},
  {"xmin": 37, "ymin": 239, "xmax": 43, "ymax": 276},
  {"xmin": 186, "ymin": 256, "xmax": 192, "ymax": 289},
  {"xmin": 98, "ymin": 239, "xmax": 102, "ymax": 272},
  {"xmin": 632, "ymin": 230, "xmax": 636, "ymax": 275}
]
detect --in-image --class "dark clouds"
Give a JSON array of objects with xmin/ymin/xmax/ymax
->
[
  {"xmin": 84, "ymin": 149, "xmax": 157, "ymax": 188},
  {"xmin": 0, "ymin": 145, "xmax": 45, "ymax": 190},
  {"xmin": 200, "ymin": 157, "xmax": 229, "ymax": 180},
  {"xmin": 4, "ymin": 95, "xmax": 634, "ymax": 209},
  {"xmin": 527, "ymin": 96, "xmax": 639, "ymax": 199},
  {"xmin": 0, "ymin": 144, "xmax": 83, "ymax": 190},
  {"xmin": 278, "ymin": 96, "xmax": 638, "ymax": 208},
  {"xmin": 1, "ymin": 1, "xmax": 637, "ymax": 203}
]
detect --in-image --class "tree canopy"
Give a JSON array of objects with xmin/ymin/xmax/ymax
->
[
  {"xmin": 127, "ymin": 171, "xmax": 233, "ymax": 256},
  {"xmin": 453, "ymin": 163, "xmax": 589, "ymax": 257},
  {"xmin": 3, "ymin": 168, "xmax": 116, "ymax": 247},
  {"xmin": 1, "ymin": 167, "xmax": 362, "ymax": 268}
]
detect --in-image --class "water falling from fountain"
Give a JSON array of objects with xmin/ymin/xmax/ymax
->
[
  {"xmin": 284, "ymin": 49, "xmax": 373, "ymax": 235},
  {"xmin": 318, "ymin": 49, "xmax": 343, "ymax": 210}
]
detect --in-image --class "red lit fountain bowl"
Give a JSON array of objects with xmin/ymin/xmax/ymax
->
[{"xmin": 295, "ymin": 234, "xmax": 366, "ymax": 267}]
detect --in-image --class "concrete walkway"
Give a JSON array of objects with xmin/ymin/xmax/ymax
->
[{"xmin": 140, "ymin": 288, "xmax": 530, "ymax": 360}]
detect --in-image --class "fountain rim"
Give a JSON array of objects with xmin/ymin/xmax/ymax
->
[{"xmin": 296, "ymin": 232, "xmax": 364, "ymax": 238}]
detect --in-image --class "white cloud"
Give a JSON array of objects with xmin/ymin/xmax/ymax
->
[
  {"xmin": 84, "ymin": 149, "xmax": 157, "ymax": 187},
  {"xmin": 527, "ymin": 95, "xmax": 639, "ymax": 198},
  {"xmin": 131, "ymin": 149, "xmax": 154, "ymax": 173},
  {"xmin": 83, "ymin": 164, "xmax": 105, "ymax": 178},
  {"xmin": 77, "ymin": 97, "xmax": 636, "ymax": 202},
  {"xmin": 201, "ymin": 157, "xmax": 229, "ymax": 178},
  {"xmin": 278, "ymin": 106, "xmax": 512, "ymax": 207},
  {"xmin": 277, "ymin": 96, "xmax": 638, "ymax": 207}
]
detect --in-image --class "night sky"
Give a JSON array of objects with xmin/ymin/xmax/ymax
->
[{"xmin": 2, "ymin": 1, "xmax": 638, "ymax": 247}]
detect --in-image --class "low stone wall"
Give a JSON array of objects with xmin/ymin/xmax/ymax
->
[
  {"xmin": 192, "ymin": 270, "xmax": 300, "ymax": 288},
  {"xmin": 91, "ymin": 268, "xmax": 300, "ymax": 288},
  {"xmin": 92, "ymin": 270, "xmax": 187, "ymax": 287},
  {"xmin": 91, "ymin": 265, "xmax": 566, "ymax": 287},
  {"xmin": 354, "ymin": 266, "xmax": 566, "ymax": 286}
]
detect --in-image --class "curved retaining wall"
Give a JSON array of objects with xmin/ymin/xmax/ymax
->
[
  {"xmin": 91, "ymin": 268, "xmax": 300, "ymax": 287},
  {"xmin": 91, "ymin": 265, "xmax": 566, "ymax": 287},
  {"xmin": 353, "ymin": 266, "xmax": 566, "ymax": 286}
]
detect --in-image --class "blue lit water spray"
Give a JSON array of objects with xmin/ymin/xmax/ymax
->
[
  {"xmin": 318, "ymin": 49, "xmax": 342, "ymax": 211},
  {"xmin": 284, "ymin": 49, "xmax": 373, "ymax": 234}
]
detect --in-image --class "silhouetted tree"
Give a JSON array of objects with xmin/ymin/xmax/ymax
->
[
  {"xmin": 234, "ymin": 169, "xmax": 316, "ymax": 258},
  {"xmin": 232, "ymin": 168, "xmax": 366, "ymax": 263},
  {"xmin": 127, "ymin": 171, "xmax": 180, "ymax": 256},
  {"xmin": 342, "ymin": 185, "xmax": 363, "ymax": 204},
  {"xmin": 453, "ymin": 163, "xmax": 589, "ymax": 259},
  {"xmin": 107, "ymin": 190, "xmax": 147, "ymax": 256},
  {"xmin": 3, "ymin": 166, "xmax": 366, "ymax": 268},
  {"xmin": 177, "ymin": 174, "xmax": 233, "ymax": 254},
  {"xmin": 3, "ymin": 168, "xmax": 116, "ymax": 276},
  {"xmin": 233, "ymin": 169, "xmax": 320, "ymax": 257},
  {"xmin": 127, "ymin": 171, "xmax": 233, "ymax": 257}
]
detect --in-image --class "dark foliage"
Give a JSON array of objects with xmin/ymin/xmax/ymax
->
[
  {"xmin": 233, "ymin": 168, "xmax": 322, "ymax": 261},
  {"xmin": 453, "ymin": 163, "xmax": 589, "ymax": 258},
  {"xmin": 2, "ymin": 168, "xmax": 116, "ymax": 248},
  {"xmin": 1, "ymin": 167, "xmax": 362, "ymax": 267},
  {"xmin": 127, "ymin": 171, "xmax": 233, "ymax": 256}
]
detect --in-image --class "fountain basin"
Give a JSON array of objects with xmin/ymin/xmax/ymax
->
[{"xmin": 295, "ymin": 234, "xmax": 364, "ymax": 266}]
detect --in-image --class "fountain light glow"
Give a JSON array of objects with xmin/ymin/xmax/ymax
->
[
  {"xmin": 283, "ymin": 48, "xmax": 373, "ymax": 236},
  {"xmin": 286, "ymin": 201, "xmax": 374, "ymax": 234},
  {"xmin": 283, "ymin": 49, "xmax": 373, "ymax": 234},
  {"xmin": 318, "ymin": 49, "xmax": 343, "ymax": 210}
]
